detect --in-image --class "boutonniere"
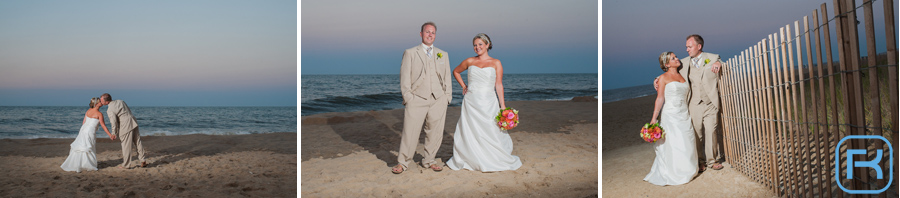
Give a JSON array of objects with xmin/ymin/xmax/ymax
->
[
  {"xmin": 704, "ymin": 58, "xmax": 710, "ymax": 65},
  {"xmin": 436, "ymin": 53, "xmax": 443, "ymax": 59}
]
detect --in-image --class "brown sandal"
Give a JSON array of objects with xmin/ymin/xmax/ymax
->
[
  {"xmin": 711, "ymin": 163, "xmax": 724, "ymax": 170},
  {"xmin": 428, "ymin": 164, "xmax": 443, "ymax": 172},
  {"xmin": 391, "ymin": 164, "xmax": 406, "ymax": 174}
]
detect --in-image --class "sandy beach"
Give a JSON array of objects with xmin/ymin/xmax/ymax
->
[
  {"xmin": 301, "ymin": 99, "xmax": 599, "ymax": 197},
  {"xmin": 0, "ymin": 132, "xmax": 297, "ymax": 197},
  {"xmin": 601, "ymin": 96, "xmax": 775, "ymax": 197}
]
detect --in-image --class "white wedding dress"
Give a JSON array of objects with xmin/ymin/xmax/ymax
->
[
  {"xmin": 446, "ymin": 66, "xmax": 522, "ymax": 172},
  {"xmin": 643, "ymin": 81, "xmax": 698, "ymax": 186},
  {"xmin": 60, "ymin": 117, "xmax": 99, "ymax": 172}
]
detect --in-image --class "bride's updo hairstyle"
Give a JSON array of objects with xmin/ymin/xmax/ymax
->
[
  {"xmin": 474, "ymin": 33, "xmax": 492, "ymax": 51},
  {"xmin": 89, "ymin": 97, "xmax": 101, "ymax": 108},
  {"xmin": 659, "ymin": 51, "xmax": 674, "ymax": 72}
]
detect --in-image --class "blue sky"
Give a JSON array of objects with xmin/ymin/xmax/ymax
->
[
  {"xmin": 602, "ymin": 0, "xmax": 896, "ymax": 90},
  {"xmin": 301, "ymin": 0, "xmax": 599, "ymax": 75},
  {"xmin": 0, "ymin": 0, "xmax": 297, "ymax": 106}
]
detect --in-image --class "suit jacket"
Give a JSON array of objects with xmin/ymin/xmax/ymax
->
[
  {"xmin": 679, "ymin": 52, "xmax": 722, "ymax": 109},
  {"xmin": 399, "ymin": 44, "xmax": 452, "ymax": 105},
  {"xmin": 106, "ymin": 100, "xmax": 139, "ymax": 136}
]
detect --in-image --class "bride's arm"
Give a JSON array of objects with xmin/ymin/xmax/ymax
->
[
  {"xmin": 98, "ymin": 115, "xmax": 114, "ymax": 140},
  {"xmin": 453, "ymin": 58, "xmax": 470, "ymax": 95},
  {"xmin": 495, "ymin": 61, "xmax": 506, "ymax": 109},
  {"xmin": 650, "ymin": 76, "xmax": 666, "ymax": 124}
]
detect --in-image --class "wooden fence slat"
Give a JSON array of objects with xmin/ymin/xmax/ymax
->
[
  {"xmin": 832, "ymin": 0, "xmax": 850, "ymax": 195},
  {"xmin": 793, "ymin": 20, "xmax": 812, "ymax": 197},
  {"xmin": 819, "ymin": 3, "xmax": 842, "ymax": 197},
  {"xmin": 841, "ymin": 0, "xmax": 868, "ymax": 192},
  {"xmin": 743, "ymin": 48, "xmax": 752, "ymax": 177},
  {"xmin": 764, "ymin": 34, "xmax": 780, "ymax": 195},
  {"xmin": 882, "ymin": 0, "xmax": 899, "ymax": 185},
  {"xmin": 812, "ymin": 8, "xmax": 833, "ymax": 198},
  {"xmin": 754, "ymin": 41, "xmax": 764, "ymax": 186},
  {"xmin": 779, "ymin": 27, "xmax": 795, "ymax": 196},
  {"xmin": 791, "ymin": 23, "xmax": 805, "ymax": 196},
  {"xmin": 862, "ymin": 0, "xmax": 885, "ymax": 192},
  {"xmin": 756, "ymin": 39, "xmax": 767, "ymax": 190},
  {"xmin": 803, "ymin": 14, "xmax": 825, "ymax": 197}
]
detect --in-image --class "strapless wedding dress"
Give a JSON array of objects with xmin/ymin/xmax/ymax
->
[
  {"xmin": 446, "ymin": 66, "xmax": 522, "ymax": 172},
  {"xmin": 60, "ymin": 117, "xmax": 99, "ymax": 172},
  {"xmin": 643, "ymin": 81, "xmax": 698, "ymax": 185}
]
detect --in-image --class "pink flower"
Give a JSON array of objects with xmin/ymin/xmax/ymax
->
[{"xmin": 507, "ymin": 112, "xmax": 516, "ymax": 120}]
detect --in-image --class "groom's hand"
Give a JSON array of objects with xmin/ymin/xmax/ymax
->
[
  {"xmin": 653, "ymin": 77, "xmax": 660, "ymax": 91},
  {"xmin": 711, "ymin": 61, "xmax": 722, "ymax": 74},
  {"xmin": 110, "ymin": 135, "xmax": 116, "ymax": 140}
]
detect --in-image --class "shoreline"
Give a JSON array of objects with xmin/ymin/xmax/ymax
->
[
  {"xmin": 301, "ymin": 99, "xmax": 599, "ymax": 197},
  {"xmin": 0, "ymin": 132, "xmax": 297, "ymax": 197},
  {"xmin": 301, "ymin": 95, "xmax": 599, "ymax": 117},
  {"xmin": 0, "ymin": 131, "xmax": 297, "ymax": 140}
]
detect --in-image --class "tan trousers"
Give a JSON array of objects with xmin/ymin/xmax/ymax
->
[
  {"xmin": 119, "ymin": 127, "xmax": 146, "ymax": 167},
  {"xmin": 691, "ymin": 101, "xmax": 721, "ymax": 166},
  {"xmin": 396, "ymin": 94, "xmax": 448, "ymax": 169}
]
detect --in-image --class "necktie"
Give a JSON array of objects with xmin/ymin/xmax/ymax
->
[
  {"xmin": 692, "ymin": 57, "xmax": 700, "ymax": 68},
  {"xmin": 427, "ymin": 47, "xmax": 433, "ymax": 58}
]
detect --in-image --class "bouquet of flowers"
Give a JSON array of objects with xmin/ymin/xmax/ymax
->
[
  {"xmin": 640, "ymin": 123, "xmax": 665, "ymax": 143},
  {"xmin": 496, "ymin": 107, "xmax": 519, "ymax": 130}
]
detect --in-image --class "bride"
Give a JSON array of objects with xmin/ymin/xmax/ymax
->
[
  {"xmin": 445, "ymin": 33, "xmax": 522, "ymax": 172},
  {"xmin": 643, "ymin": 52, "xmax": 698, "ymax": 185},
  {"xmin": 60, "ymin": 97, "xmax": 116, "ymax": 172}
]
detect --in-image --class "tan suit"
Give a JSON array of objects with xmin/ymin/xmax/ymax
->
[
  {"xmin": 397, "ymin": 44, "xmax": 452, "ymax": 169},
  {"xmin": 679, "ymin": 52, "xmax": 722, "ymax": 166},
  {"xmin": 107, "ymin": 100, "xmax": 146, "ymax": 167}
]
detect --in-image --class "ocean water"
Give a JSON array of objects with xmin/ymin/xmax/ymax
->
[
  {"xmin": 301, "ymin": 73, "xmax": 598, "ymax": 116},
  {"xmin": 601, "ymin": 84, "xmax": 656, "ymax": 103},
  {"xmin": 0, "ymin": 106, "xmax": 297, "ymax": 139}
]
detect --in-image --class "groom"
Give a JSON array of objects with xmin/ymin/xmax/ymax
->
[
  {"xmin": 680, "ymin": 34, "xmax": 724, "ymax": 171},
  {"xmin": 392, "ymin": 21, "xmax": 452, "ymax": 174},
  {"xmin": 100, "ymin": 93, "xmax": 147, "ymax": 169}
]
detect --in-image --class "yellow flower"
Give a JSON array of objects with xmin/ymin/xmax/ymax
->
[
  {"xmin": 436, "ymin": 53, "xmax": 443, "ymax": 59},
  {"xmin": 704, "ymin": 59, "xmax": 710, "ymax": 64}
]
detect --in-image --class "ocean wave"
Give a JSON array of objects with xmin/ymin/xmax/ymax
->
[{"xmin": 308, "ymin": 92, "xmax": 402, "ymax": 106}]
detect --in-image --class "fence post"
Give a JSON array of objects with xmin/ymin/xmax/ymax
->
[
  {"xmin": 842, "ymin": 0, "xmax": 869, "ymax": 193},
  {"xmin": 881, "ymin": 0, "xmax": 899, "ymax": 186},
  {"xmin": 862, "ymin": 0, "xmax": 886, "ymax": 193}
]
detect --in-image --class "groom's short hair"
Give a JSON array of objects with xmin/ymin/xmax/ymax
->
[
  {"xmin": 421, "ymin": 22, "xmax": 436, "ymax": 32},
  {"xmin": 687, "ymin": 34, "xmax": 704, "ymax": 50},
  {"xmin": 101, "ymin": 93, "xmax": 112, "ymax": 102}
]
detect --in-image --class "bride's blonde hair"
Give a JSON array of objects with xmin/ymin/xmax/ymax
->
[
  {"xmin": 659, "ymin": 51, "xmax": 674, "ymax": 72},
  {"xmin": 89, "ymin": 97, "xmax": 101, "ymax": 108}
]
